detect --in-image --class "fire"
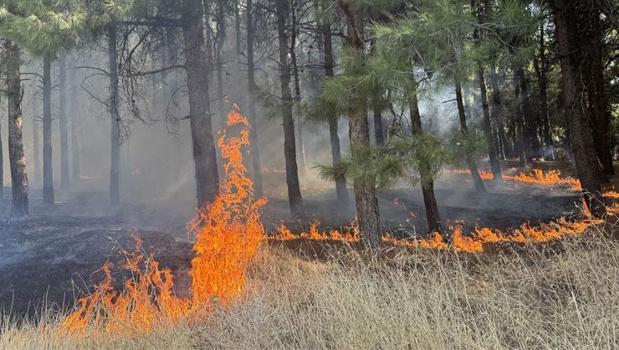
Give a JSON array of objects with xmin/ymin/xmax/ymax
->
[
  {"xmin": 61, "ymin": 103, "xmax": 617, "ymax": 336},
  {"xmin": 451, "ymin": 168, "xmax": 583, "ymax": 191},
  {"xmin": 62, "ymin": 104, "xmax": 266, "ymax": 335},
  {"xmin": 274, "ymin": 221, "xmax": 359, "ymax": 242},
  {"xmin": 271, "ymin": 216, "xmax": 602, "ymax": 254},
  {"xmin": 503, "ymin": 169, "xmax": 582, "ymax": 191}
]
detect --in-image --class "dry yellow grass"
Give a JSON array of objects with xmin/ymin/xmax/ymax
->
[{"xmin": 2, "ymin": 231, "xmax": 619, "ymax": 349}]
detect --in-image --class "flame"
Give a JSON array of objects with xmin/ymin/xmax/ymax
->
[
  {"xmin": 270, "ymin": 216, "xmax": 602, "ymax": 254},
  {"xmin": 452, "ymin": 168, "xmax": 583, "ymax": 191},
  {"xmin": 61, "ymin": 104, "xmax": 617, "ymax": 336},
  {"xmin": 273, "ymin": 221, "xmax": 359, "ymax": 242},
  {"xmin": 63, "ymin": 104, "xmax": 266, "ymax": 335}
]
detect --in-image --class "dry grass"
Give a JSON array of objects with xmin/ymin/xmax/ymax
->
[{"xmin": 2, "ymin": 231, "xmax": 619, "ymax": 349}]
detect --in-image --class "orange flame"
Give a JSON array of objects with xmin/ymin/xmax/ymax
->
[
  {"xmin": 452, "ymin": 168, "xmax": 583, "ymax": 191},
  {"xmin": 63, "ymin": 104, "xmax": 265, "ymax": 335}
]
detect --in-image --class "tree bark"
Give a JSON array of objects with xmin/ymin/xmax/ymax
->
[
  {"xmin": 550, "ymin": 0, "xmax": 605, "ymax": 215},
  {"xmin": 276, "ymin": 0, "xmax": 304, "ymax": 217},
  {"xmin": 455, "ymin": 81, "xmax": 486, "ymax": 193},
  {"xmin": 471, "ymin": 2, "xmax": 501, "ymax": 179},
  {"xmin": 322, "ymin": 1, "xmax": 349, "ymax": 204},
  {"xmin": 108, "ymin": 24, "xmax": 121, "ymax": 206},
  {"xmin": 70, "ymin": 63, "xmax": 81, "ymax": 181},
  {"xmin": 58, "ymin": 55, "xmax": 70, "ymax": 188},
  {"xmin": 215, "ymin": 0, "xmax": 226, "ymax": 117},
  {"xmin": 42, "ymin": 55, "xmax": 54, "ymax": 205},
  {"xmin": 182, "ymin": 0, "xmax": 220, "ymax": 208},
  {"xmin": 533, "ymin": 20, "xmax": 554, "ymax": 156},
  {"xmin": 290, "ymin": 3, "xmax": 307, "ymax": 173},
  {"xmin": 341, "ymin": 0, "xmax": 381, "ymax": 248},
  {"xmin": 246, "ymin": 0, "xmax": 264, "ymax": 196},
  {"xmin": 489, "ymin": 66, "xmax": 508, "ymax": 159},
  {"xmin": 586, "ymin": 7, "xmax": 614, "ymax": 176},
  {"xmin": 514, "ymin": 66, "xmax": 541, "ymax": 162},
  {"xmin": 410, "ymin": 90, "xmax": 441, "ymax": 233},
  {"xmin": 5, "ymin": 41, "xmax": 28, "ymax": 216},
  {"xmin": 373, "ymin": 110, "xmax": 384, "ymax": 146},
  {"xmin": 32, "ymin": 97, "xmax": 41, "ymax": 185},
  {"xmin": 477, "ymin": 66, "xmax": 502, "ymax": 180}
]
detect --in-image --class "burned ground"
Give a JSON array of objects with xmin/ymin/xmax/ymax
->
[{"xmin": 0, "ymin": 171, "xmax": 584, "ymax": 318}]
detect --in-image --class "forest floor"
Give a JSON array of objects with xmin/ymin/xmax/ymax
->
[{"xmin": 0, "ymin": 160, "xmax": 594, "ymax": 318}]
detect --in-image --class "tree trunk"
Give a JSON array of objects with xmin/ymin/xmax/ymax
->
[
  {"xmin": 534, "ymin": 20, "xmax": 554, "ymax": 157},
  {"xmin": 58, "ymin": 55, "xmax": 70, "ymax": 188},
  {"xmin": 246, "ymin": 0, "xmax": 264, "ymax": 196},
  {"xmin": 455, "ymin": 81, "xmax": 486, "ymax": 193},
  {"xmin": 410, "ymin": 90, "xmax": 441, "ymax": 233},
  {"xmin": 215, "ymin": 0, "xmax": 226, "ymax": 117},
  {"xmin": 276, "ymin": 0, "xmax": 304, "ymax": 217},
  {"xmin": 108, "ymin": 25, "xmax": 121, "ymax": 206},
  {"xmin": 514, "ymin": 67, "xmax": 541, "ymax": 162},
  {"xmin": 477, "ymin": 66, "xmax": 502, "ymax": 180},
  {"xmin": 471, "ymin": 3, "xmax": 501, "ymax": 179},
  {"xmin": 373, "ymin": 110, "xmax": 384, "ymax": 146},
  {"xmin": 42, "ymin": 55, "xmax": 54, "ymax": 205},
  {"xmin": 489, "ymin": 66, "xmax": 508, "ymax": 159},
  {"xmin": 32, "ymin": 97, "xmax": 41, "ymax": 185},
  {"xmin": 5, "ymin": 41, "xmax": 28, "ymax": 217},
  {"xmin": 341, "ymin": 0, "xmax": 381, "ymax": 248},
  {"xmin": 550, "ymin": 0, "xmax": 605, "ymax": 215},
  {"xmin": 587, "ymin": 8, "xmax": 614, "ymax": 176},
  {"xmin": 182, "ymin": 0, "xmax": 220, "ymax": 208},
  {"xmin": 70, "ymin": 63, "xmax": 81, "ymax": 181},
  {"xmin": 235, "ymin": 0, "xmax": 242, "ymax": 56},
  {"xmin": 322, "ymin": 1, "xmax": 349, "ymax": 204},
  {"xmin": 290, "ymin": 3, "xmax": 307, "ymax": 173}
]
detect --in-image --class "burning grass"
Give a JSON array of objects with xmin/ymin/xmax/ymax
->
[
  {"xmin": 451, "ymin": 168, "xmax": 583, "ymax": 191},
  {"xmin": 61, "ymin": 104, "xmax": 267, "ymax": 335},
  {"xmin": 3, "ymin": 231, "xmax": 619, "ymax": 349}
]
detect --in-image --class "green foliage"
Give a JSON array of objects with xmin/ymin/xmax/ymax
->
[
  {"xmin": 0, "ymin": 0, "xmax": 135, "ymax": 57},
  {"xmin": 318, "ymin": 134, "xmax": 451, "ymax": 189},
  {"xmin": 0, "ymin": 1, "xmax": 87, "ymax": 56},
  {"xmin": 449, "ymin": 130, "xmax": 487, "ymax": 166}
]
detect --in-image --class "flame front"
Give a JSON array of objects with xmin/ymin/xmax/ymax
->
[
  {"xmin": 62, "ymin": 104, "xmax": 266, "ymax": 335},
  {"xmin": 452, "ymin": 168, "xmax": 583, "ymax": 191}
]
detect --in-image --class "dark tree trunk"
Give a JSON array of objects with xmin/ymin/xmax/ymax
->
[
  {"xmin": 455, "ymin": 81, "xmax": 486, "ymax": 193},
  {"xmin": 550, "ymin": 0, "xmax": 605, "ymax": 215},
  {"xmin": 42, "ymin": 55, "xmax": 54, "ymax": 205},
  {"xmin": 108, "ymin": 25, "xmax": 121, "ymax": 206},
  {"xmin": 215, "ymin": 0, "xmax": 226, "ymax": 117},
  {"xmin": 514, "ymin": 67, "xmax": 541, "ymax": 162},
  {"xmin": 276, "ymin": 0, "xmax": 304, "ymax": 217},
  {"xmin": 58, "ymin": 55, "xmax": 70, "ymax": 188},
  {"xmin": 5, "ymin": 41, "xmax": 28, "ymax": 216},
  {"xmin": 471, "ymin": 3, "xmax": 501, "ymax": 179},
  {"xmin": 182, "ymin": 0, "xmax": 220, "ymax": 208},
  {"xmin": 32, "ymin": 97, "xmax": 41, "ymax": 185},
  {"xmin": 410, "ymin": 91, "xmax": 441, "ymax": 233},
  {"xmin": 477, "ymin": 67, "xmax": 502, "ymax": 180},
  {"xmin": 290, "ymin": 3, "xmax": 307, "ymax": 173},
  {"xmin": 373, "ymin": 110, "xmax": 384, "ymax": 146},
  {"xmin": 533, "ymin": 20, "xmax": 554, "ymax": 156},
  {"xmin": 246, "ymin": 0, "xmax": 264, "ymax": 196},
  {"xmin": 235, "ymin": 0, "xmax": 242, "ymax": 56},
  {"xmin": 586, "ymin": 9, "xmax": 614, "ymax": 176},
  {"xmin": 341, "ymin": 0, "xmax": 381, "ymax": 248},
  {"xmin": 489, "ymin": 66, "xmax": 508, "ymax": 159},
  {"xmin": 322, "ymin": 1, "xmax": 349, "ymax": 204},
  {"xmin": 70, "ymin": 64, "xmax": 81, "ymax": 181}
]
